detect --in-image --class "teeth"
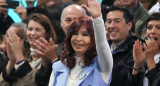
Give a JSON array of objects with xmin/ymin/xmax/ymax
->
[
  {"xmin": 145, "ymin": 37, "xmax": 158, "ymax": 40},
  {"xmin": 75, "ymin": 43, "xmax": 82, "ymax": 46},
  {"xmin": 111, "ymin": 32, "xmax": 116, "ymax": 34},
  {"xmin": 76, "ymin": 44, "xmax": 81, "ymax": 46}
]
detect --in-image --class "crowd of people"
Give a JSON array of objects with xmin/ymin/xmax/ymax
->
[{"xmin": 0, "ymin": 0, "xmax": 160, "ymax": 86}]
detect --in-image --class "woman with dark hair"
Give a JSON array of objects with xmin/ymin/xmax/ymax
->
[
  {"xmin": 131, "ymin": 12, "xmax": 160, "ymax": 86},
  {"xmin": 49, "ymin": 0, "xmax": 113, "ymax": 86},
  {"xmin": 0, "ymin": 13, "xmax": 58, "ymax": 86}
]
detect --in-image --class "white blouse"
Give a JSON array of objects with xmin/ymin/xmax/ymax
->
[{"xmin": 48, "ymin": 15, "xmax": 113, "ymax": 86}]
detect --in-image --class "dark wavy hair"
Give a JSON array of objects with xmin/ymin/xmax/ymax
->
[
  {"xmin": 61, "ymin": 16, "xmax": 97, "ymax": 69},
  {"xmin": 146, "ymin": 12, "xmax": 160, "ymax": 27},
  {"xmin": 25, "ymin": 13, "xmax": 57, "ymax": 61}
]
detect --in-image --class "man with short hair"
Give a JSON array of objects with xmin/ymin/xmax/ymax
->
[
  {"xmin": 60, "ymin": 4, "xmax": 86, "ymax": 34},
  {"xmin": 105, "ymin": 6, "xmax": 139, "ymax": 86},
  {"xmin": 6, "ymin": 23, "xmax": 26, "ymax": 39},
  {"xmin": 0, "ymin": 23, "xmax": 26, "ymax": 74}
]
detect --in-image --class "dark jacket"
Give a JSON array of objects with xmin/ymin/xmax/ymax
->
[
  {"xmin": 110, "ymin": 36, "xmax": 136, "ymax": 86},
  {"xmin": 0, "ymin": 53, "xmax": 8, "ymax": 74},
  {"xmin": 152, "ymin": 67, "xmax": 160, "ymax": 86},
  {"xmin": 0, "ymin": 14, "xmax": 14, "ymax": 35},
  {"xmin": 130, "ymin": 62, "xmax": 160, "ymax": 86},
  {"xmin": 35, "ymin": 63, "xmax": 52, "ymax": 86}
]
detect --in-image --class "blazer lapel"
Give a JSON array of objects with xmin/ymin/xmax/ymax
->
[{"xmin": 55, "ymin": 65, "xmax": 70, "ymax": 86}]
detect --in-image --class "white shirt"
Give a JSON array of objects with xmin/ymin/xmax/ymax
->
[
  {"xmin": 48, "ymin": 16, "xmax": 113, "ymax": 86},
  {"xmin": 66, "ymin": 57, "xmax": 83, "ymax": 86},
  {"xmin": 148, "ymin": 2, "xmax": 160, "ymax": 15}
]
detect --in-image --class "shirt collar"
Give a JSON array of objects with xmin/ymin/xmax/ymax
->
[{"xmin": 110, "ymin": 39, "xmax": 126, "ymax": 51}]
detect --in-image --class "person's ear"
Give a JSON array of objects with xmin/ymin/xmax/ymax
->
[{"xmin": 127, "ymin": 22, "xmax": 132, "ymax": 31}]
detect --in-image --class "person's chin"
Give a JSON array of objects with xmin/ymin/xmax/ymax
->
[{"xmin": 29, "ymin": 41, "xmax": 35, "ymax": 45}]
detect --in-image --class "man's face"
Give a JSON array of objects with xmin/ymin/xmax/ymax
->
[
  {"xmin": 106, "ymin": 11, "xmax": 132, "ymax": 43},
  {"xmin": 60, "ymin": 6, "xmax": 86, "ymax": 34}
]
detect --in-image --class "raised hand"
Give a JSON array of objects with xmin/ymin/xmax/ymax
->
[
  {"xmin": 14, "ymin": 0, "xmax": 27, "ymax": 21},
  {"xmin": 33, "ymin": 37, "xmax": 58, "ymax": 68},
  {"xmin": 81, "ymin": 0, "xmax": 101, "ymax": 19},
  {"xmin": 144, "ymin": 38, "xmax": 159, "ymax": 59},
  {"xmin": 143, "ymin": 38, "xmax": 158, "ymax": 70}
]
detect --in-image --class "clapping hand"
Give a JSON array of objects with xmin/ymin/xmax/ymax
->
[
  {"xmin": 6, "ymin": 31, "xmax": 24, "ymax": 63},
  {"xmin": 33, "ymin": 37, "xmax": 58, "ymax": 68},
  {"xmin": 133, "ymin": 40, "xmax": 145, "ymax": 69}
]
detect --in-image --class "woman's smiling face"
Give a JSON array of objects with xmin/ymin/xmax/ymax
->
[
  {"xmin": 26, "ymin": 20, "xmax": 46, "ymax": 46},
  {"xmin": 71, "ymin": 24, "xmax": 91, "ymax": 57}
]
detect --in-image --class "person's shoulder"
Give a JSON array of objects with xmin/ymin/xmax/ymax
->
[
  {"xmin": 53, "ymin": 61, "xmax": 69, "ymax": 73},
  {"xmin": 53, "ymin": 61, "xmax": 63, "ymax": 66},
  {"xmin": 53, "ymin": 61, "xmax": 66, "ymax": 70},
  {"xmin": 138, "ymin": 2, "xmax": 148, "ymax": 13}
]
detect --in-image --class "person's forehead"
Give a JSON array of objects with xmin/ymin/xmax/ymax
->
[
  {"xmin": 66, "ymin": 6, "xmax": 83, "ymax": 14},
  {"xmin": 121, "ymin": 0, "xmax": 135, "ymax": 2},
  {"xmin": 7, "ymin": 27, "xmax": 18, "ymax": 33},
  {"xmin": 65, "ymin": 5, "xmax": 85, "ymax": 14},
  {"xmin": 107, "ymin": 11, "xmax": 124, "ymax": 19},
  {"xmin": 63, "ymin": 10, "xmax": 84, "ymax": 19},
  {"xmin": 148, "ymin": 20, "xmax": 160, "ymax": 24}
]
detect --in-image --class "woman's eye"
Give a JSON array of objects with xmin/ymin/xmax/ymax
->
[
  {"xmin": 82, "ymin": 33, "xmax": 89, "ymax": 36},
  {"xmin": 73, "ymin": 32, "xmax": 78, "ymax": 35},
  {"xmin": 147, "ymin": 26, "xmax": 152, "ymax": 30},
  {"xmin": 156, "ymin": 26, "xmax": 160, "ymax": 30}
]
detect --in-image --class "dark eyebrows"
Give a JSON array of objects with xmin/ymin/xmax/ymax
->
[{"xmin": 107, "ymin": 18, "xmax": 121, "ymax": 21}]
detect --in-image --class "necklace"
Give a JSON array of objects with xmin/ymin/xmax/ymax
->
[
  {"xmin": 70, "ymin": 69, "xmax": 82, "ymax": 80},
  {"xmin": 69, "ymin": 69, "xmax": 82, "ymax": 86}
]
